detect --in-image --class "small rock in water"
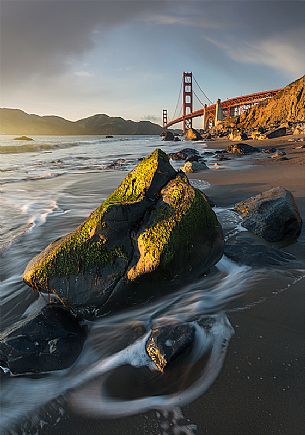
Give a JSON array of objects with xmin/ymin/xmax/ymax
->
[
  {"xmin": 181, "ymin": 161, "xmax": 209, "ymax": 173},
  {"xmin": 0, "ymin": 305, "xmax": 87, "ymax": 375},
  {"xmin": 106, "ymin": 135, "xmax": 114, "ymax": 138},
  {"xmin": 168, "ymin": 148, "xmax": 199, "ymax": 161},
  {"xmin": 14, "ymin": 135, "xmax": 33, "ymax": 141},
  {"xmin": 146, "ymin": 323, "xmax": 195, "ymax": 372},
  {"xmin": 162, "ymin": 131, "xmax": 175, "ymax": 141},
  {"xmin": 234, "ymin": 186, "xmax": 302, "ymax": 243}
]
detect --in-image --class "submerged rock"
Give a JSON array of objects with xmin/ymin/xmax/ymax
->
[
  {"xmin": 0, "ymin": 305, "xmax": 87, "ymax": 375},
  {"xmin": 162, "ymin": 131, "xmax": 175, "ymax": 141},
  {"xmin": 234, "ymin": 187, "xmax": 302, "ymax": 242},
  {"xmin": 185, "ymin": 128, "xmax": 202, "ymax": 141},
  {"xmin": 23, "ymin": 149, "xmax": 223, "ymax": 318},
  {"xmin": 181, "ymin": 161, "xmax": 209, "ymax": 173},
  {"xmin": 224, "ymin": 240, "xmax": 296, "ymax": 267},
  {"xmin": 227, "ymin": 143, "xmax": 258, "ymax": 155},
  {"xmin": 146, "ymin": 323, "xmax": 195, "ymax": 372}
]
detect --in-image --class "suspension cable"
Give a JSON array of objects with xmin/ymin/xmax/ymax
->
[
  {"xmin": 172, "ymin": 79, "xmax": 183, "ymax": 121},
  {"xmin": 193, "ymin": 74, "xmax": 213, "ymax": 105},
  {"xmin": 193, "ymin": 90, "xmax": 206, "ymax": 108}
]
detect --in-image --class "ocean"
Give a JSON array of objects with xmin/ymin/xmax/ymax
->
[{"xmin": 1, "ymin": 135, "xmax": 303, "ymax": 434}]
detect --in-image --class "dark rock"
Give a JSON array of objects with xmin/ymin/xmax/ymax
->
[
  {"xmin": 181, "ymin": 161, "xmax": 209, "ymax": 173},
  {"xmin": 216, "ymin": 154, "xmax": 230, "ymax": 161},
  {"xmin": 0, "ymin": 305, "xmax": 87, "ymax": 375},
  {"xmin": 227, "ymin": 143, "xmax": 259, "ymax": 155},
  {"xmin": 185, "ymin": 155, "xmax": 200, "ymax": 162},
  {"xmin": 106, "ymin": 135, "xmax": 114, "ymax": 138},
  {"xmin": 234, "ymin": 187, "xmax": 302, "ymax": 242},
  {"xmin": 14, "ymin": 136, "xmax": 33, "ymax": 141},
  {"xmin": 224, "ymin": 240, "xmax": 296, "ymax": 267},
  {"xmin": 162, "ymin": 131, "xmax": 175, "ymax": 141},
  {"xmin": 168, "ymin": 148, "xmax": 199, "ymax": 161},
  {"xmin": 23, "ymin": 149, "xmax": 224, "ymax": 319},
  {"xmin": 174, "ymin": 136, "xmax": 180, "ymax": 142},
  {"xmin": 106, "ymin": 158, "xmax": 127, "ymax": 169},
  {"xmin": 146, "ymin": 323, "xmax": 195, "ymax": 372},
  {"xmin": 266, "ymin": 127, "xmax": 286, "ymax": 139},
  {"xmin": 185, "ymin": 128, "xmax": 202, "ymax": 141}
]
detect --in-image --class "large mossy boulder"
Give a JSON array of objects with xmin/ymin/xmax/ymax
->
[
  {"xmin": 23, "ymin": 149, "xmax": 223, "ymax": 318},
  {"xmin": 234, "ymin": 187, "xmax": 302, "ymax": 243}
]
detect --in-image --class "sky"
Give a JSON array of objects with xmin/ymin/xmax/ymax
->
[{"xmin": 1, "ymin": 0, "xmax": 304, "ymax": 126}]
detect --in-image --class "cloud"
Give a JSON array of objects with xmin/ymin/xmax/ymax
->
[
  {"xmin": 0, "ymin": 0, "xmax": 167, "ymax": 84},
  {"xmin": 141, "ymin": 114, "xmax": 161, "ymax": 123},
  {"xmin": 206, "ymin": 28, "xmax": 305, "ymax": 76}
]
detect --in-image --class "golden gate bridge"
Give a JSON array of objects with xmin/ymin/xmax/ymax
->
[{"xmin": 163, "ymin": 72, "xmax": 281, "ymax": 132}]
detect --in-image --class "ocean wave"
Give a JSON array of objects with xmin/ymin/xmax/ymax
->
[{"xmin": 0, "ymin": 142, "xmax": 81, "ymax": 154}]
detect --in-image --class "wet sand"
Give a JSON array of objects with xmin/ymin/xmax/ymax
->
[
  {"xmin": 185, "ymin": 135, "xmax": 305, "ymax": 434},
  {"xmin": 21, "ymin": 135, "xmax": 305, "ymax": 434}
]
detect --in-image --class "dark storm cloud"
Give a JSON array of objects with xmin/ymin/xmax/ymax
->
[
  {"xmin": 0, "ymin": 0, "xmax": 168, "ymax": 84},
  {"xmin": 1, "ymin": 0, "xmax": 304, "ymax": 86}
]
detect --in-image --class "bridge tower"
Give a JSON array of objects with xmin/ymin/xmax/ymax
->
[
  {"xmin": 182, "ymin": 72, "xmax": 193, "ymax": 133},
  {"xmin": 162, "ymin": 109, "xmax": 168, "ymax": 129}
]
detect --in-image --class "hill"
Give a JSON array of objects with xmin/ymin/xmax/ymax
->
[
  {"xmin": 0, "ymin": 109, "xmax": 163, "ymax": 135},
  {"xmin": 237, "ymin": 75, "xmax": 305, "ymax": 129}
]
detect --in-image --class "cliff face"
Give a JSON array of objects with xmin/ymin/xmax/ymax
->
[{"xmin": 238, "ymin": 75, "xmax": 305, "ymax": 129}]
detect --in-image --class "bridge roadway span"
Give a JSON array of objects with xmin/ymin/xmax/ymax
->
[{"xmin": 165, "ymin": 88, "xmax": 281, "ymax": 129}]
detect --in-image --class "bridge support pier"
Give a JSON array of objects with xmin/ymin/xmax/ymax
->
[
  {"xmin": 162, "ymin": 109, "xmax": 168, "ymax": 130},
  {"xmin": 183, "ymin": 72, "xmax": 193, "ymax": 133},
  {"xmin": 215, "ymin": 98, "xmax": 224, "ymax": 126},
  {"xmin": 202, "ymin": 104, "xmax": 207, "ymax": 130}
]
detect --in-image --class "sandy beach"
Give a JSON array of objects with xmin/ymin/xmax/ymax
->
[{"xmin": 35, "ymin": 135, "xmax": 304, "ymax": 435}]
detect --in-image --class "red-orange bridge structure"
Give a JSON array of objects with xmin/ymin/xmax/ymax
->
[{"xmin": 163, "ymin": 72, "xmax": 281, "ymax": 132}]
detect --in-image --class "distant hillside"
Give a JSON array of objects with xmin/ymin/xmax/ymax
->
[
  {"xmin": 0, "ymin": 109, "xmax": 163, "ymax": 135},
  {"xmin": 237, "ymin": 75, "xmax": 305, "ymax": 129}
]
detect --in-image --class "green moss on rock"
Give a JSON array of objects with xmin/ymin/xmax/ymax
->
[
  {"xmin": 23, "ymin": 149, "xmax": 174, "ymax": 292},
  {"xmin": 127, "ymin": 174, "xmax": 220, "ymax": 280}
]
